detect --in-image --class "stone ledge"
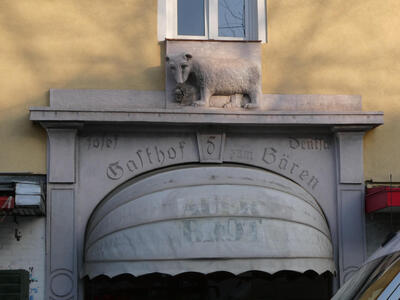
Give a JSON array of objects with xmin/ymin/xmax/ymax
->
[
  {"xmin": 30, "ymin": 107, "xmax": 383, "ymax": 128},
  {"xmin": 49, "ymin": 89, "xmax": 362, "ymax": 112}
]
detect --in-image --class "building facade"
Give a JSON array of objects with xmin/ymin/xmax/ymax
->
[{"xmin": 1, "ymin": 1, "xmax": 399, "ymax": 299}]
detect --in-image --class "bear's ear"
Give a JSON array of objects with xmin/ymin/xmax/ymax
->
[
  {"xmin": 184, "ymin": 53, "xmax": 192, "ymax": 61},
  {"xmin": 165, "ymin": 56, "xmax": 170, "ymax": 62}
]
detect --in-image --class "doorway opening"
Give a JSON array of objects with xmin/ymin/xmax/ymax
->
[{"xmin": 85, "ymin": 270, "xmax": 333, "ymax": 300}]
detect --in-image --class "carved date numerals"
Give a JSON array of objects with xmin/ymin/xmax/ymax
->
[
  {"xmin": 86, "ymin": 134, "xmax": 118, "ymax": 151},
  {"xmin": 197, "ymin": 133, "xmax": 225, "ymax": 163}
]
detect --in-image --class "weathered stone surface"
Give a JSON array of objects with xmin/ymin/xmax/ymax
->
[
  {"xmin": 30, "ymin": 107, "xmax": 383, "ymax": 128},
  {"xmin": 50, "ymin": 89, "xmax": 165, "ymax": 109},
  {"xmin": 166, "ymin": 52, "xmax": 261, "ymax": 108},
  {"xmin": 166, "ymin": 40, "xmax": 261, "ymax": 108},
  {"xmin": 48, "ymin": 89, "xmax": 362, "ymax": 111},
  {"xmin": 47, "ymin": 128, "xmax": 77, "ymax": 183}
]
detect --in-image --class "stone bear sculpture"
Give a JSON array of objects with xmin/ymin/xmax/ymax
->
[{"xmin": 166, "ymin": 52, "xmax": 261, "ymax": 109}]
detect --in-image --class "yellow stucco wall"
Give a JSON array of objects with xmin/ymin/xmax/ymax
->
[
  {"xmin": 0, "ymin": 0, "xmax": 163, "ymax": 173},
  {"xmin": 0, "ymin": 0, "xmax": 398, "ymax": 180},
  {"xmin": 263, "ymin": 0, "xmax": 400, "ymax": 181}
]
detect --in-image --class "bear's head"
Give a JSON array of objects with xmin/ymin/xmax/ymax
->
[{"xmin": 166, "ymin": 52, "xmax": 193, "ymax": 84}]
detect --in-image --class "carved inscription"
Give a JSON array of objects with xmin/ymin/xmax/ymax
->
[
  {"xmin": 289, "ymin": 137, "xmax": 330, "ymax": 151},
  {"xmin": 86, "ymin": 134, "xmax": 118, "ymax": 150},
  {"xmin": 183, "ymin": 219, "xmax": 259, "ymax": 243},
  {"xmin": 181, "ymin": 197, "xmax": 261, "ymax": 243},
  {"xmin": 182, "ymin": 198, "xmax": 259, "ymax": 217},
  {"xmin": 262, "ymin": 147, "xmax": 319, "ymax": 190},
  {"xmin": 197, "ymin": 133, "xmax": 225, "ymax": 163},
  {"xmin": 106, "ymin": 141, "xmax": 186, "ymax": 180},
  {"xmin": 229, "ymin": 148, "xmax": 253, "ymax": 161}
]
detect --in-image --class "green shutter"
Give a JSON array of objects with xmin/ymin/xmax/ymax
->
[{"xmin": 0, "ymin": 270, "xmax": 29, "ymax": 300}]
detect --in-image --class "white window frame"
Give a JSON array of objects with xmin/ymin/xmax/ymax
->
[{"xmin": 158, "ymin": 0, "xmax": 267, "ymax": 42}]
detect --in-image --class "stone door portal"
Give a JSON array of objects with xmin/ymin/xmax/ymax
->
[{"xmin": 30, "ymin": 88, "xmax": 383, "ymax": 299}]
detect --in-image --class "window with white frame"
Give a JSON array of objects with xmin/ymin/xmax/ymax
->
[{"xmin": 158, "ymin": 0, "xmax": 267, "ymax": 42}]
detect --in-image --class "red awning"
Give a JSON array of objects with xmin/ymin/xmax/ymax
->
[
  {"xmin": 366, "ymin": 187, "xmax": 400, "ymax": 213},
  {"xmin": 0, "ymin": 196, "xmax": 14, "ymax": 210}
]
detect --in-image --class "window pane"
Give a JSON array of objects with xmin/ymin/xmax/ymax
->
[
  {"xmin": 218, "ymin": 0, "xmax": 246, "ymax": 37},
  {"xmin": 178, "ymin": 0, "xmax": 205, "ymax": 36}
]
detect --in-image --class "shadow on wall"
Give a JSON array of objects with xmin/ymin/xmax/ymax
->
[
  {"xmin": 265, "ymin": 0, "xmax": 400, "ymax": 181},
  {"xmin": 1, "ymin": 0, "xmax": 400, "ymax": 176},
  {"xmin": 0, "ymin": 0, "xmax": 163, "ymax": 172},
  {"xmin": 265, "ymin": 0, "xmax": 400, "ymax": 100}
]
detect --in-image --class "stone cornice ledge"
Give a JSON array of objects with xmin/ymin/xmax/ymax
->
[{"xmin": 30, "ymin": 107, "xmax": 383, "ymax": 129}]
